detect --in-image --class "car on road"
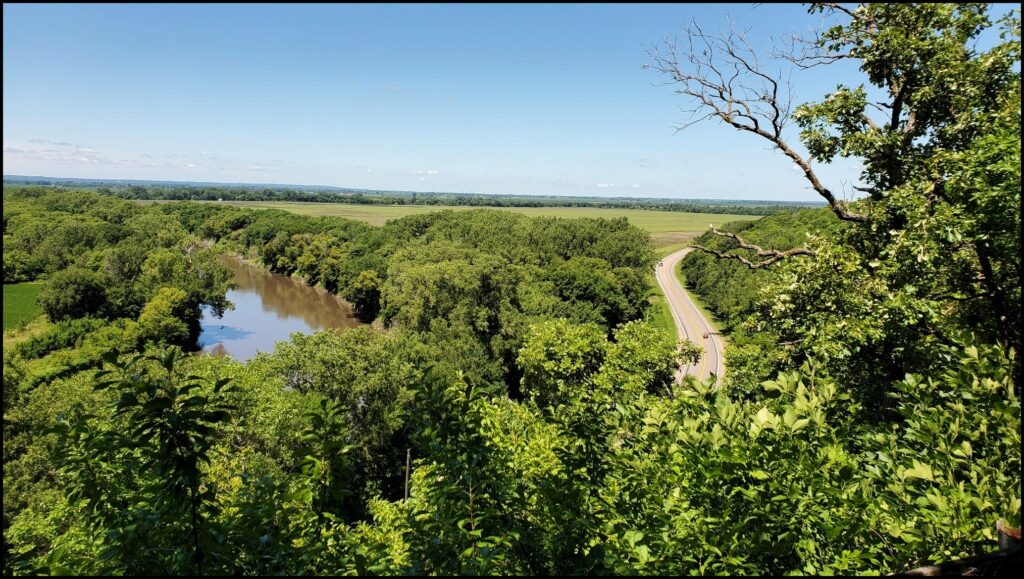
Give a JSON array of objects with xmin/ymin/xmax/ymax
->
[
  {"xmin": 658, "ymin": 261, "xmax": 663, "ymax": 266},
  {"xmin": 703, "ymin": 332, "xmax": 709, "ymax": 339}
]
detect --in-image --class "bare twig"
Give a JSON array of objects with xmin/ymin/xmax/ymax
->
[
  {"xmin": 773, "ymin": 30, "xmax": 851, "ymax": 70},
  {"xmin": 815, "ymin": 2, "xmax": 855, "ymax": 18}
]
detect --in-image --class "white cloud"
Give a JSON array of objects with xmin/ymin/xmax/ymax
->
[
  {"xmin": 596, "ymin": 183, "xmax": 616, "ymax": 188},
  {"xmin": 4, "ymin": 139, "xmax": 118, "ymax": 165},
  {"xmin": 187, "ymin": 163, "xmax": 197, "ymax": 168}
]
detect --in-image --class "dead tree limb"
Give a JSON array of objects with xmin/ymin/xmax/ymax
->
[
  {"xmin": 691, "ymin": 227, "xmax": 816, "ymax": 269},
  {"xmin": 648, "ymin": 19, "xmax": 869, "ymax": 224}
]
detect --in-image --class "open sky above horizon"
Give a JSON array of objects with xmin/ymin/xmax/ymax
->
[{"xmin": 0, "ymin": 3, "xmax": 971, "ymax": 200}]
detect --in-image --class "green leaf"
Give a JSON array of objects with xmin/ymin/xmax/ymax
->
[
  {"xmin": 925, "ymin": 492, "xmax": 947, "ymax": 511},
  {"xmin": 901, "ymin": 460, "xmax": 935, "ymax": 482},
  {"xmin": 623, "ymin": 530, "xmax": 644, "ymax": 546}
]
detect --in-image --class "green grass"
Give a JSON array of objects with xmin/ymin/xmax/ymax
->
[
  {"xmin": 180, "ymin": 200, "xmax": 759, "ymax": 246},
  {"xmin": 3, "ymin": 282, "xmax": 43, "ymax": 330},
  {"xmin": 646, "ymin": 282, "xmax": 678, "ymax": 342},
  {"xmin": 646, "ymin": 244, "xmax": 734, "ymax": 346},
  {"xmin": 674, "ymin": 263, "xmax": 727, "ymax": 343},
  {"xmin": 647, "ymin": 243, "xmax": 713, "ymax": 343}
]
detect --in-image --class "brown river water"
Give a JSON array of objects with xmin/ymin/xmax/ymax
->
[{"xmin": 198, "ymin": 255, "xmax": 364, "ymax": 361}]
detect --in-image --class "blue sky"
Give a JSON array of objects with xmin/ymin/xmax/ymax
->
[{"xmin": 0, "ymin": 3, "xmax": 974, "ymax": 200}]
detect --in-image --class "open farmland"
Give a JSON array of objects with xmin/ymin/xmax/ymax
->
[{"xmin": 3, "ymin": 282, "xmax": 43, "ymax": 330}]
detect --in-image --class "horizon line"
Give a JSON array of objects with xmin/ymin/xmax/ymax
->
[{"xmin": 2, "ymin": 174, "xmax": 828, "ymax": 205}]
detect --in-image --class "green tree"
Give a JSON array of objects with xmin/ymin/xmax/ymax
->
[
  {"xmin": 348, "ymin": 269, "xmax": 383, "ymax": 322},
  {"xmin": 137, "ymin": 287, "xmax": 192, "ymax": 347},
  {"xmin": 138, "ymin": 245, "xmax": 233, "ymax": 342},
  {"xmin": 255, "ymin": 328, "xmax": 421, "ymax": 509},
  {"xmin": 3, "ymin": 248, "xmax": 44, "ymax": 282},
  {"xmin": 36, "ymin": 267, "xmax": 108, "ymax": 321},
  {"xmin": 549, "ymin": 257, "xmax": 633, "ymax": 330},
  {"xmin": 54, "ymin": 348, "xmax": 238, "ymax": 574},
  {"xmin": 650, "ymin": 3, "xmax": 1021, "ymax": 391}
]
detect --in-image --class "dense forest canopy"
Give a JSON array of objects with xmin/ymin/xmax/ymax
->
[{"xmin": 2, "ymin": 2, "xmax": 1020, "ymax": 576}]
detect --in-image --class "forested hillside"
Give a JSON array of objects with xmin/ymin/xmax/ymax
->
[{"xmin": 680, "ymin": 208, "xmax": 845, "ymax": 327}]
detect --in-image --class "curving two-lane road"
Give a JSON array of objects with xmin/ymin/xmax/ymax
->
[{"xmin": 656, "ymin": 248, "xmax": 725, "ymax": 383}]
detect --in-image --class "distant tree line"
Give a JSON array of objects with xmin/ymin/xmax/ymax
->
[{"xmin": 1, "ymin": 181, "xmax": 811, "ymax": 215}]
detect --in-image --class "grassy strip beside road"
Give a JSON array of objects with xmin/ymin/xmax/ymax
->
[
  {"xmin": 646, "ymin": 242, "xmax": 709, "ymax": 343},
  {"xmin": 646, "ymin": 283, "xmax": 678, "ymax": 342},
  {"xmin": 674, "ymin": 263, "xmax": 726, "ymax": 337}
]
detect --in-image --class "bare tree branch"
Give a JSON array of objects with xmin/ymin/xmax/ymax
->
[
  {"xmin": 773, "ymin": 30, "xmax": 851, "ymax": 70},
  {"xmin": 815, "ymin": 2, "xmax": 855, "ymax": 18},
  {"xmin": 691, "ymin": 227, "xmax": 816, "ymax": 269},
  {"xmin": 648, "ymin": 19, "xmax": 869, "ymax": 223}
]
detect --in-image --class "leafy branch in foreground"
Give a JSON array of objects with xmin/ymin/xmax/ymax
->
[
  {"xmin": 55, "ymin": 348, "xmax": 238, "ymax": 575},
  {"xmin": 657, "ymin": 3, "xmax": 1020, "ymax": 385}
]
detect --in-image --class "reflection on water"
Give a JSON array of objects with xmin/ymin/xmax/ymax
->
[{"xmin": 198, "ymin": 255, "xmax": 363, "ymax": 361}]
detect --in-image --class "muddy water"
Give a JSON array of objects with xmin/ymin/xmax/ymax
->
[{"xmin": 198, "ymin": 255, "xmax": 363, "ymax": 361}]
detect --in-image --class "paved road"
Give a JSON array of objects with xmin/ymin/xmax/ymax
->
[{"xmin": 656, "ymin": 248, "xmax": 725, "ymax": 383}]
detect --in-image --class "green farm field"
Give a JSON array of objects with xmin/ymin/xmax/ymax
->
[
  {"xmin": 3, "ymin": 282, "xmax": 43, "ymax": 330},
  {"xmin": 177, "ymin": 201, "xmax": 761, "ymax": 249}
]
